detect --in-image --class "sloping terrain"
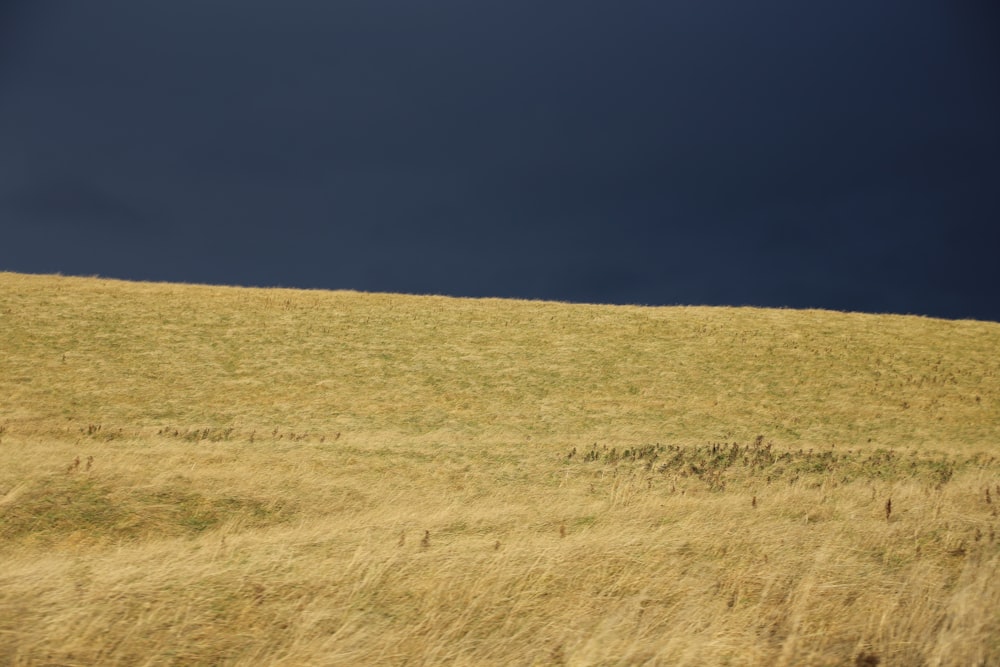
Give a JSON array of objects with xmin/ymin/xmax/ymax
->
[{"xmin": 1, "ymin": 272, "xmax": 999, "ymax": 665}]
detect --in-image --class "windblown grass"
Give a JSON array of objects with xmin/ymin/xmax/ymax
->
[{"xmin": 1, "ymin": 272, "xmax": 998, "ymax": 665}]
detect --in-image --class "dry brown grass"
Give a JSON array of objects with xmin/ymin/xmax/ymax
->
[{"xmin": 1, "ymin": 271, "xmax": 998, "ymax": 665}]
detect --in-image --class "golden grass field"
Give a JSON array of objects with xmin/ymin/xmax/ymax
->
[{"xmin": 1, "ymin": 271, "xmax": 999, "ymax": 666}]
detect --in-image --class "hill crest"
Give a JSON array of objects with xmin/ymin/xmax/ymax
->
[{"xmin": 2, "ymin": 271, "xmax": 997, "ymax": 451}]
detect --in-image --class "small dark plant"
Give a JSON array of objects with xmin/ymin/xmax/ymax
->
[{"xmin": 855, "ymin": 651, "xmax": 880, "ymax": 666}]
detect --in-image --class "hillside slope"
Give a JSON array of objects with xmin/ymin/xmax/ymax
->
[
  {"xmin": 2, "ymin": 271, "xmax": 997, "ymax": 448},
  {"xmin": 1, "ymin": 272, "xmax": 999, "ymax": 666}
]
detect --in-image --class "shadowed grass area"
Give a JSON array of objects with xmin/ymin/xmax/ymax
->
[
  {"xmin": 1, "ymin": 272, "xmax": 999, "ymax": 665},
  {"xmin": 0, "ymin": 472, "xmax": 292, "ymax": 547}
]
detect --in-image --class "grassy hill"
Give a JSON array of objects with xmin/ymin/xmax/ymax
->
[{"xmin": 1, "ymin": 271, "xmax": 998, "ymax": 665}]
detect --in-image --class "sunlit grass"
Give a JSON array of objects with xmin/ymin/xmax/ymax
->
[{"xmin": 1, "ymin": 272, "xmax": 998, "ymax": 665}]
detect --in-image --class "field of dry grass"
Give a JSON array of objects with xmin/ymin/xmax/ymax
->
[{"xmin": 1, "ymin": 271, "xmax": 999, "ymax": 666}]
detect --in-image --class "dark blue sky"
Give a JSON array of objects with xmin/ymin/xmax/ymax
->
[{"xmin": 2, "ymin": 2, "xmax": 998, "ymax": 320}]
